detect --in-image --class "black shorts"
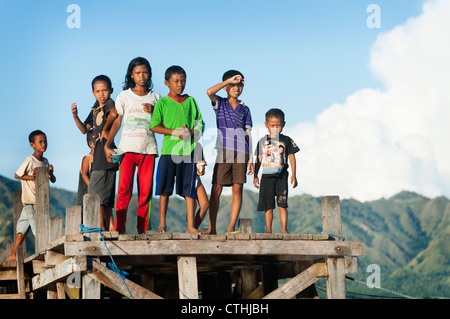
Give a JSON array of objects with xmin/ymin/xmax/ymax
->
[
  {"xmin": 88, "ymin": 170, "xmax": 117, "ymax": 207},
  {"xmin": 257, "ymin": 176, "xmax": 288, "ymax": 211},
  {"xmin": 155, "ymin": 155, "xmax": 196, "ymax": 199}
]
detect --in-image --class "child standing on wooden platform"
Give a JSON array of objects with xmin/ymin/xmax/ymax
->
[
  {"xmin": 253, "ymin": 108, "xmax": 299, "ymax": 234},
  {"xmin": 71, "ymin": 75, "xmax": 118, "ymax": 231},
  {"xmin": 149, "ymin": 65, "xmax": 204, "ymax": 234},
  {"xmin": 104, "ymin": 57, "xmax": 161, "ymax": 234},
  {"xmin": 206, "ymin": 70, "xmax": 254, "ymax": 234},
  {"xmin": 8, "ymin": 130, "xmax": 56, "ymax": 261}
]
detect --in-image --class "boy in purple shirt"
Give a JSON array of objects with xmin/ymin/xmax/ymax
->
[{"xmin": 206, "ymin": 70, "xmax": 254, "ymax": 234}]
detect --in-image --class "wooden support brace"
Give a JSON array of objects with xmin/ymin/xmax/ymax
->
[
  {"xmin": 263, "ymin": 262, "xmax": 326, "ymax": 299},
  {"xmin": 87, "ymin": 259, "xmax": 163, "ymax": 299}
]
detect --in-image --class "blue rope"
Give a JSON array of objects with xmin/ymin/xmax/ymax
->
[
  {"xmin": 80, "ymin": 224, "xmax": 134, "ymax": 299},
  {"xmin": 322, "ymin": 231, "xmax": 345, "ymax": 241}
]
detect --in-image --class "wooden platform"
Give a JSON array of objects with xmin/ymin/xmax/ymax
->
[{"xmin": 0, "ymin": 168, "xmax": 364, "ymax": 299}]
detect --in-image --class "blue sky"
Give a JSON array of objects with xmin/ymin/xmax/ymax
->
[{"xmin": 2, "ymin": 0, "xmax": 437, "ymax": 201}]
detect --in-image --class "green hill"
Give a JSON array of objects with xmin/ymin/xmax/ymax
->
[{"xmin": 0, "ymin": 174, "xmax": 448, "ymax": 298}]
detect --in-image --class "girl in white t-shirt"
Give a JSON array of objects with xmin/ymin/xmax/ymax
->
[{"xmin": 105, "ymin": 57, "xmax": 161, "ymax": 234}]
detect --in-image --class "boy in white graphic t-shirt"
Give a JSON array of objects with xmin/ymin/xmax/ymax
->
[{"xmin": 8, "ymin": 130, "xmax": 56, "ymax": 261}]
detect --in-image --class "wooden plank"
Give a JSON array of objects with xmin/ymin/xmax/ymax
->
[
  {"xmin": 82, "ymin": 273, "xmax": 101, "ymax": 299},
  {"xmin": 241, "ymin": 268, "xmax": 258, "ymax": 298},
  {"xmin": 263, "ymin": 262, "xmax": 326, "ymax": 299},
  {"xmin": 0, "ymin": 270, "xmax": 17, "ymax": 280},
  {"xmin": 177, "ymin": 257, "xmax": 198, "ymax": 299},
  {"xmin": 88, "ymin": 259, "xmax": 163, "ymax": 299},
  {"xmin": 15, "ymin": 235, "xmax": 26, "ymax": 299},
  {"xmin": 0, "ymin": 294, "xmax": 21, "ymax": 299},
  {"xmin": 82, "ymin": 194, "xmax": 101, "ymax": 241},
  {"xmin": 65, "ymin": 239, "xmax": 363, "ymax": 257},
  {"xmin": 252, "ymin": 233, "xmax": 283, "ymax": 240},
  {"xmin": 35, "ymin": 167, "xmax": 50, "ymax": 253},
  {"xmin": 238, "ymin": 218, "xmax": 252, "ymax": 233},
  {"xmin": 322, "ymin": 196, "xmax": 347, "ymax": 299},
  {"xmin": 45, "ymin": 250, "xmax": 70, "ymax": 267},
  {"xmin": 65, "ymin": 206, "xmax": 82, "ymax": 236},
  {"xmin": 322, "ymin": 196, "xmax": 343, "ymax": 240},
  {"xmin": 326, "ymin": 257, "xmax": 347, "ymax": 299},
  {"xmin": 31, "ymin": 256, "xmax": 87, "ymax": 290},
  {"xmin": 49, "ymin": 217, "xmax": 63, "ymax": 242}
]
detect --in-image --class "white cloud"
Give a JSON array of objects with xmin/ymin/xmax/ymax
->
[{"xmin": 284, "ymin": 0, "xmax": 450, "ymax": 201}]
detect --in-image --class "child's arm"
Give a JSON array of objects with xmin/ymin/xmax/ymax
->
[
  {"xmin": 206, "ymin": 75, "xmax": 244, "ymax": 104},
  {"xmin": 14, "ymin": 166, "xmax": 56, "ymax": 183},
  {"xmin": 288, "ymin": 153, "xmax": 298, "ymax": 188},
  {"xmin": 80, "ymin": 157, "xmax": 91, "ymax": 185},
  {"xmin": 14, "ymin": 169, "xmax": 36, "ymax": 181},
  {"xmin": 253, "ymin": 155, "xmax": 261, "ymax": 189},
  {"xmin": 48, "ymin": 165, "xmax": 56, "ymax": 183},
  {"xmin": 246, "ymin": 128, "xmax": 254, "ymax": 175},
  {"xmin": 104, "ymin": 114, "xmax": 122, "ymax": 162},
  {"xmin": 150, "ymin": 125, "xmax": 189, "ymax": 140},
  {"xmin": 71, "ymin": 103, "xmax": 91, "ymax": 134},
  {"xmin": 101, "ymin": 108, "xmax": 118, "ymax": 141}
]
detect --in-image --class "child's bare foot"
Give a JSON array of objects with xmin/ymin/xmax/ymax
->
[
  {"xmin": 156, "ymin": 226, "xmax": 166, "ymax": 234},
  {"xmin": 201, "ymin": 228, "xmax": 217, "ymax": 235},
  {"xmin": 186, "ymin": 227, "xmax": 200, "ymax": 235}
]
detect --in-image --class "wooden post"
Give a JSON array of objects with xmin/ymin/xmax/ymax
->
[
  {"xmin": 65, "ymin": 206, "xmax": 82, "ymax": 236},
  {"xmin": 13, "ymin": 191, "xmax": 26, "ymax": 299},
  {"xmin": 49, "ymin": 217, "xmax": 63, "ymax": 243},
  {"xmin": 321, "ymin": 196, "xmax": 347, "ymax": 299},
  {"xmin": 238, "ymin": 218, "xmax": 252, "ymax": 233},
  {"xmin": 322, "ymin": 196, "xmax": 342, "ymax": 239},
  {"xmin": 81, "ymin": 194, "xmax": 101, "ymax": 298},
  {"xmin": 35, "ymin": 167, "xmax": 50, "ymax": 253},
  {"xmin": 177, "ymin": 256, "xmax": 198, "ymax": 299},
  {"xmin": 240, "ymin": 268, "xmax": 258, "ymax": 298},
  {"xmin": 82, "ymin": 194, "xmax": 101, "ymax": 241}
]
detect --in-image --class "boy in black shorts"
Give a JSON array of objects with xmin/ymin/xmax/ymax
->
[{"xmin": 253, "ymin": 108, "xmax": 299, "ymax": 234}]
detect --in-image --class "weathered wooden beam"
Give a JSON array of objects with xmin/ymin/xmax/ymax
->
[
  {"xmin": 322, "ymin": 196, "xmax": 343, "ymax": 240},
  {"xmin": 31, "ymin": 256, "xmax": 87, "ymax": 290},
  {"xmin": 263, "ymin": 262, "xmax": 326, "ymax": 299},
  {"xmin": 326, "ymin": 257, "xmax": 347, "ymax": 299},
  {"xmin": 177, "ymin": 257, "xmax": 198, "ymax": 299},
  {"xmin": 0, "ymin": 269, "xmax": 17, "ymax": 280},
  {"xmin": 82, "ymin": 194, "xmax": 101, "ymax": 241},
  {"xmin": 87, "ymin": 259, "xmax": 163, "ymax": 299},
  {"xmin": 65, "ymin": 239, "xmax": 363, "ymax": 257},
  {"xmin": 49, "ymin": 217, "xmax": 63, "ymax": 243},
  {"xmin": 83, "ymin": 273, "xmax": 101, "ymax": 299},
  {"xmin": 13, "ymin": 191, "xmax": 26, "ymax": 299},
  {"xmin": 322, "ymin": 196, "xmax": 347, "ymax": 299},
  {"xmin": 45, "ymin": 250, "xmax": 70, "ymax": 267},
  {"xmin": 66, "ymin": 206, "xmax": 82, "ymax": 236},
  {"xmin": 35, "ymin": 167, "xmax": 50, "ymax": 253}
]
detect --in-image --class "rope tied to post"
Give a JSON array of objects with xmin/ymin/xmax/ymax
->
[
  {"xmin": 322, "ymin": 231, "xmax": 345, "ymax": 241},
  {"xmin": 80, "ymin": 224, "xmax": 134, "ymax": 299}
]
